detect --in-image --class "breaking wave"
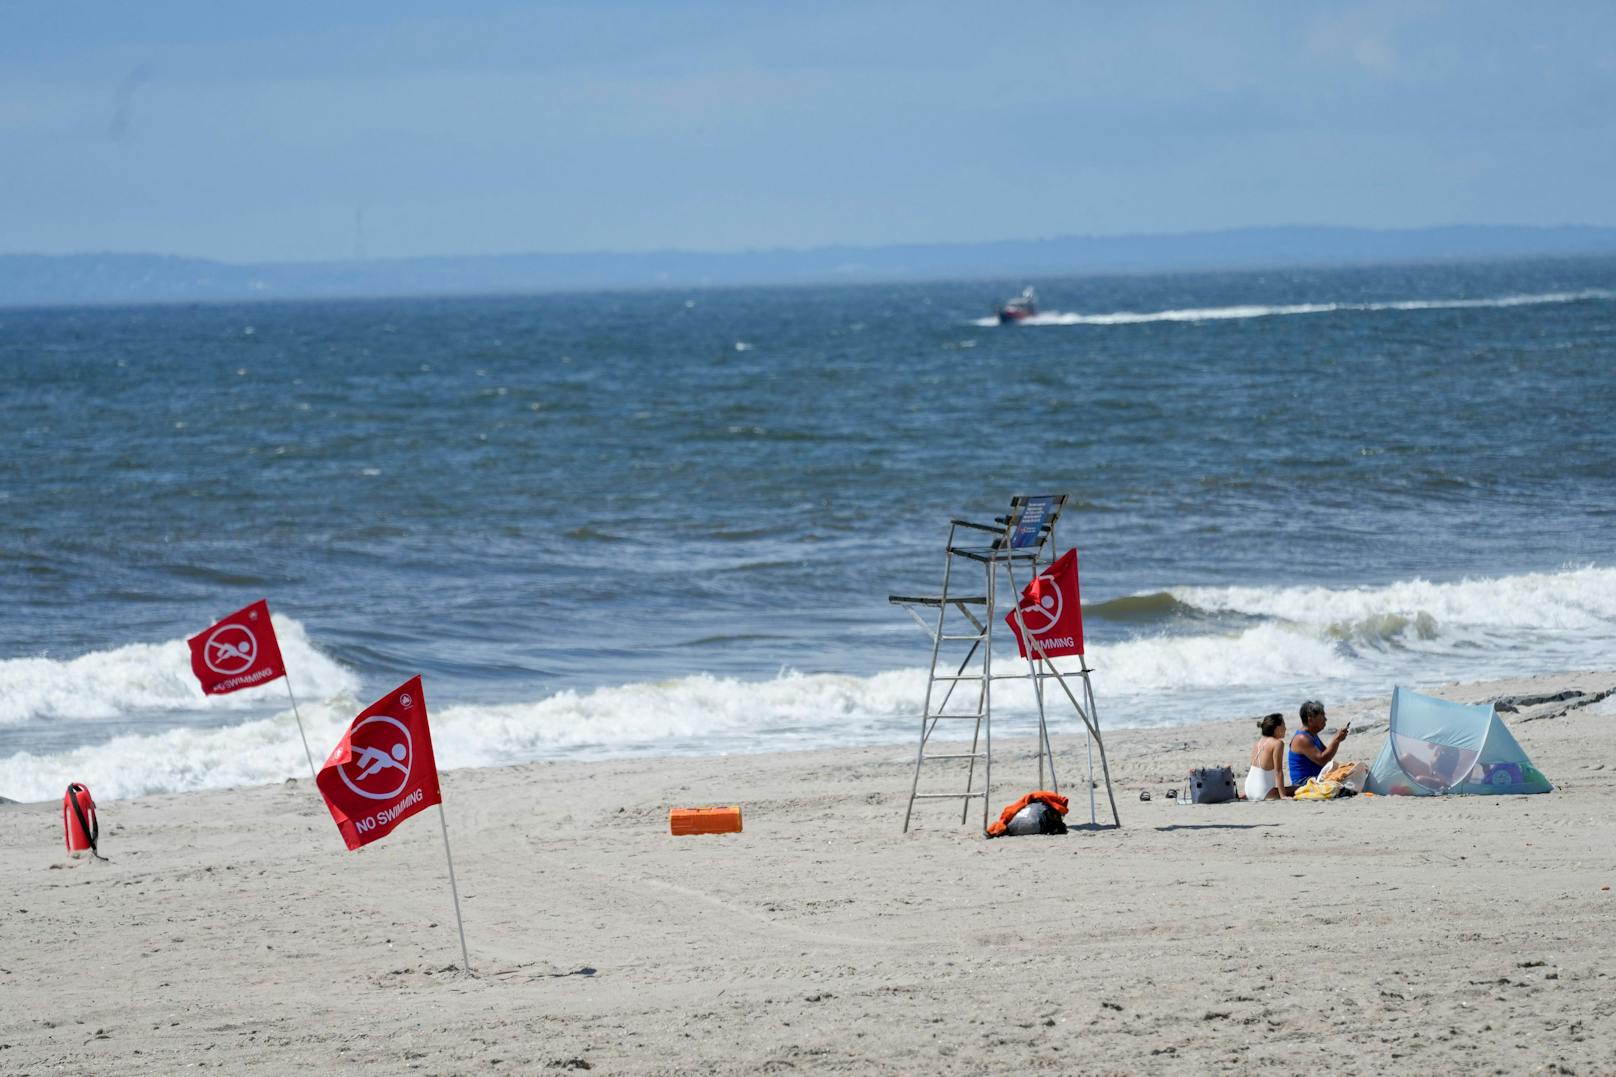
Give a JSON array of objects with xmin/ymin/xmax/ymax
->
[
  {"xmin": 0, "ymin": 615, "xmax": 358, "ymax": 727},
  {"xmin": 1, "ymin": 567, "xmax": 1611, "ymax": 801},
  {"xmin": 1085, "ymin": 591, "xmax": 1202, "ymax": 623},
  {"xmin": 1168, "ymin": 566, "xmax": 1616, "ymax": 644},
  {"xmin": 0, "ymin": 669, "xmax": 924, "ymax": 803}
]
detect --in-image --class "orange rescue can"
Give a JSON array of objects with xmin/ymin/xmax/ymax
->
[
  {"xmin": 669, "ymin": 805, "xmax": 743, "ymax": 836},
  {"xmin": 62, "ymin": 783, "xmax": 99, "ymax": 856}
]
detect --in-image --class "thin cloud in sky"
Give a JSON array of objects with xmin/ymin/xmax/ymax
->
[{"xmin": 1, "ymin": 1, "xmax": 1612, "ymax": 261}]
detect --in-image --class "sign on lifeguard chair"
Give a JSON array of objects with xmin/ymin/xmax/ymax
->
[{"xmin": 1008, "ymin": 494, "xmax": 1061, "ymax": 549}]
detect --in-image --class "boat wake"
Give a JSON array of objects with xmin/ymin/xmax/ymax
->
[{"xmin": 970, "ymin": 288, "xmax": 1616, "ymax": 327}]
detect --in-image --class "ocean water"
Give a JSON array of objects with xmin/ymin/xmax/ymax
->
[{"xmin": 3, "ymin": 257, "xmax": 1615, "ymax": 800}]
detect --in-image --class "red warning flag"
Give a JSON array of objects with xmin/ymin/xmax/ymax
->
[
  {"xmin": 317, "ymin": 675, "xmax": 442, "ymax": 851},
  {"xmin": 1004, "ymin": 548, "xmax": 1085, "ymax": 659},
  {"xmin": 187, "ymin": 599, "xmax": 286, "ymax": 695}
]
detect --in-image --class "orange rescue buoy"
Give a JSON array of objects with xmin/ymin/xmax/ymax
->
[
  {"xmin": 63, "ymin": 782, "xmax": 104, "ymax": 859},
  {"xmin": 669, "ymin": 806, "xmax": 743, "ymax": 836}
]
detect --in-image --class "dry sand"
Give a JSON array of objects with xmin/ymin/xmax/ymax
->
[{"xmin": 3, "ymin": 671, "xmax": 1615, "ymax": 1075}]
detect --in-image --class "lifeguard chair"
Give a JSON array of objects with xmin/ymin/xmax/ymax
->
[{"xmin": 889, "ymin": 495, "xmax": 1120, "ymax": 834}]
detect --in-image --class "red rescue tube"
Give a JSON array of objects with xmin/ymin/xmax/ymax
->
[{"xmin": 63, "ymin": 783, "xmax": 100, "ymax": 857}]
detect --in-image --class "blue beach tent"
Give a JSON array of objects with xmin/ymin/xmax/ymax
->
[{"xmin": 1366, "ymin": 687, "xmax": 1551, "ymax": 796}]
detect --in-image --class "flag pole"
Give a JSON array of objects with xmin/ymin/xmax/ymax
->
[
  {"xmin": 437, "ymin": 802, "xmax": 472, "ymax": 974},
  {"xmin": 282, "ymin": 674, "xmax": 318, "ymax": 782}
]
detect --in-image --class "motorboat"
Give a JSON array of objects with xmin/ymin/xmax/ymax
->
[{"xmin": 996, "ymin": 287, "xmax": 1037, "ymax": 324}]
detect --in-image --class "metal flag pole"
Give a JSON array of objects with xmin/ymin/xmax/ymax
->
[
  {"xmin": 1086, "ymin": 722, "xmax": 1097, "ymax": 826},
  {"xmin": 1007, "ymin": 557, "xmax": 1059, "ymax": 796},
  {"xmin": 1029, "ymin": 632, "xmax": 1121, "ymax": 828},
  {"xmin": 282, "ymin": 674, "xmax": 318, "ymax": 781},
  {"xmin": 437, "ymin": 802, "xmax": 473, "ymax": 974}
]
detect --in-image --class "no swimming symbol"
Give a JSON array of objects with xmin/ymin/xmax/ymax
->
[
  {"xmin": 202, "ymin": 623, "xmax": 257, "ymax": 675},
  {"xmin": 337, "ymin": 715, "xmax": 414, "ymax": 801}
]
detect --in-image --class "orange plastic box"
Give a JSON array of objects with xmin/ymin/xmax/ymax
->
[{"xmin": 669, "ymin": 806, "xmax": 743, "ymax": 836}]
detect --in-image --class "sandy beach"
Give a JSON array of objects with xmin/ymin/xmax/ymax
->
[{"xmin": 3, "ymin": 670, "xmax": 1615, "ymax": 1075}]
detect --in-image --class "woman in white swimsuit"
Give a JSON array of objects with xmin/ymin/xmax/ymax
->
[{"xmin": 1245, "ymin": 713, "xmax": 1292, "ymax": 801}]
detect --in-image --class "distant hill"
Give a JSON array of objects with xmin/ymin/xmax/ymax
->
[{"xmin": 3, "ymin": 225, "xmax": 1616, "ymax": 308}]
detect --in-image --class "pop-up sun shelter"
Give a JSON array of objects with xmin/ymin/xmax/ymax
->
[{"xmin": 1366, "ymin": 687, "xmax": 1551, "ymax": 796}]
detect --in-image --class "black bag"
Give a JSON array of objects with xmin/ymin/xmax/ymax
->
[
  {"xmin": 1003, "ymin": 800, "xmax": 1070, "ymax": 835},
  {"xmin": 1187, "ymin": 766, "xmax": 1238, "ymax": 805}
]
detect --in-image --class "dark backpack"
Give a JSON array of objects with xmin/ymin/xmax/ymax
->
[{"xmin": 1003, "ymin": 800, "xmax": 1070, "ymax": 835}]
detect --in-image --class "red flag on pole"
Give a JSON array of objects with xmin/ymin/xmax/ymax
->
[
  {"xmin": 187, "ymin": 599, "xmax": 286, "ymax": 695},
  {"xmin": 1004, "ymin": 548, "xmax": 1085, "ymax": 659},
  {"xmin": 317, "ymin": 675, "xmax": 442, "ymax": 851}
]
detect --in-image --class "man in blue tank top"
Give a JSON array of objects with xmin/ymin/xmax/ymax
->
[{"xmin": 1288, "ymin": 700, "xmax": 1348, "ymax": 788}]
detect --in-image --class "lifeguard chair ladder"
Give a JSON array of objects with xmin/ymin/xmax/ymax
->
[{"xmin": 889, "ymin": 494, "xmax": 1121, "ymax": 834}]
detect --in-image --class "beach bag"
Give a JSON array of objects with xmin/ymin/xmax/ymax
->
[
  {"xmin": 987, "ymin": 791, "xmax": 1070, "ymax": 837},
  {"xmin": 1187, "ymin": 766, "xmax": 1238, "ymax": 804},
  {"xmin": 1321, "ymin": 760, "xmax": 1369, "ymax": 794},
  {"xmin": 1003, "ymin": 800, "xmax": 1069, "ymax": 836}
]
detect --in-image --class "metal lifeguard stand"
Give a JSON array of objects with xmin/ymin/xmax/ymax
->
[{"xmin": 889, "ymin": 495, "xmax": 1120, "ymax": 835}]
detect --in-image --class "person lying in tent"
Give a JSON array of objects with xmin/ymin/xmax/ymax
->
[
  {"xmin": 1288, "ymin": 700, "xmax": 1349, "ymax": 789},
  {"xmin": 1400, "ymin": 742, "xmax": 1468, "ymax": 792},
  {"xmin": 1245, "ymin": 713, "xmax": 1293, "ymax": 800}
]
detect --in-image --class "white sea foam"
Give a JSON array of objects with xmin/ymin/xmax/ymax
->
[
  {"xmin": 2, "ymin": 568, "xmax": 1610, "ymax": 802},
  {"xmin": 1171, "ymin": 566, "xmax": 1616, "ymax": 643},
  {"xmin": 969, "ymin": 289, "xmax": 1616, "ymax": 327},
  {"xmin": 0, "ymin": 615, "xmax": 358, "ymax": 727},
  {"xmin": 0, "ymin": 669, "xmax": 926, "ymax": 802}
]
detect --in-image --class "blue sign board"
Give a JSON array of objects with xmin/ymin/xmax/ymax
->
[{"xmin": 1008, "ymin": 495, "xmax": 1062, "ymax": 548}]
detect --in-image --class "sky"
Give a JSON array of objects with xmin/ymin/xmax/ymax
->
[{"xmin": 3, "ymin": 1, "xmax": 1614, "ymax": 263}]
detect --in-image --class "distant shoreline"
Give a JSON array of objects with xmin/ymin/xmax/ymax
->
[{"xmin": 4, "ymin": 224, "xmax": 1615, "ymax": 310}]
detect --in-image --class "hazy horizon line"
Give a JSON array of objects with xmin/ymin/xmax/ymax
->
[{"xmin": 8, "ymin": 221, "xmax": 1616, "ymax": 267}]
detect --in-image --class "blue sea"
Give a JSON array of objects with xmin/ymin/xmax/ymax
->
[{"xmin": 4, "ymin": 256, "xmax": 1615, "ymax": 800}]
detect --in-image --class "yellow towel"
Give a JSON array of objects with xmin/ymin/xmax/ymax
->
[{"xmin": 1293, "ymin": 777, "xmax": 1345, "ymax": 800}]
